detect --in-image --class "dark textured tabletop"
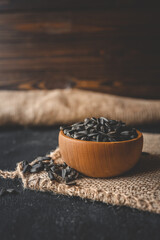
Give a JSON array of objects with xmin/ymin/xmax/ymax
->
[{"xmin": 0, "ymin": 126, "xmax": 160, "ymax": 240}]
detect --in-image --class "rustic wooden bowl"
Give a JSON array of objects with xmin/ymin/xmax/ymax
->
[{"xmin": 59, "ymin": 130, "xmax": 143, "ymax": 178}]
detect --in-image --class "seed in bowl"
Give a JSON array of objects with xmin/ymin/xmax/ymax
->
[{"xmin": 60, "ymin": 117, "xmax": 138, "ymax": 142}]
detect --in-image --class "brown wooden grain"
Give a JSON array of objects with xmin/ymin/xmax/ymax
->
[
  {"xmin": 0, "ymin": 0, "xmax": 155, "ymax": 11},
  {"xmin": 59, "ymin": 130, "xmax": 143, "ymax": 178},
  {"xmin": 0, "ymin": 9, "xmax": 159, "ymax": 98}
]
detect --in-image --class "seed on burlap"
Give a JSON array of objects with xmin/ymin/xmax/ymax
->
[
  {"xmin": 62, "ymin": 169, "xmax": 67, "ymax": 179},
  {"xmin": 22, "ymin": 160, "xmax": 28, "ymax": 168},
  {"xmin": 50, "ymin": 165, "xmax": 55, "ymax": 172},
  {"xmin": 66, "ymin": 181, "xmax": 76, "ymax": 186},
  {"xmin": 43, "ymin": 164, "xmax": 50, "ymax": 171},
  {"xmin": 37, "ymin": 156, "xmax": 51, "ymax": 162},
  {"xmin": 48, "ymin": 171, "xmax": 55, "ymax": 180},
  {"xmin": 30, "ymin": 162, "xmax": 44, "ymax": 173},
  {"xmin": 23, "ymin": 164, "xmax": 31, "ymax": 174},
  {"xmin": 24, "ymin": 152, "xmax": 81, "ymax": 185}
]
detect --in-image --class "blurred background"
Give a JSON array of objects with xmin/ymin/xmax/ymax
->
[{"xmin": 0, "ymin": 0, "xmax": 159, "ymax": 99}]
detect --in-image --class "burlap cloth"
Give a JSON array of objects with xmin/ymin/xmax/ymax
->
[
  {"xmin": 0, "ymin": 133, "xmax": 160, "ymax": 214},
  {"xmin": 0, "ymin": 89, "xmax": 160, "ymax": 126},
  {"xmin": 0, "ymin": 89, "xmax": 160, "ymax": 213}
]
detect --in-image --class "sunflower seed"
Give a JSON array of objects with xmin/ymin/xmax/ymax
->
[
  {"xmin": 23, "ymin": 164, "xmax": 31, "ymax": 174},
  {"xmin": 6, "ymin": 189, "xmax": 18, "ymax": 194},
  {"xmin": 30, "ymin": 162, "xmax": 44, "ymax": 173},
  {"xmin": 0, "ymin": 188, "xmax": 6, "ymax": 196},
  {"xmin": 60, "ymin": 118, "xmax": 138, "ymax": 142},
  {"xmin": 48, "ymin": 171, "xmax": 55, "ymax": 180},
  {"xmin": 66, "ymin": 181, "xmax": 76, "ymax": 186}
]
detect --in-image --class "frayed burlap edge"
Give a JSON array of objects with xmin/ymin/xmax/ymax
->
[{"xmin": 1, "ymin": 146, "xmax": 159, "ymax": 214}]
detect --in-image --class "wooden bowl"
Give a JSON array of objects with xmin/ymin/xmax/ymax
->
[{"xmin": 59, "ymin": 130, "xmax": 143, "ymax": 178}]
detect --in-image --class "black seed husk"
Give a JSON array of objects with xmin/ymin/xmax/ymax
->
[
  {"xmin": 0, "ymin": 188, "xmax": 6, "ymax": 196},
  {"xmin": 48, "ymin": 170, "xmax": 55, "ymax": 180},
  {"xmin": 61, "ymin": 117, "xmax": 138, "ymax": 142},
  {"xmin": 0, "ymin": 188, "xmax": 18, "ymax": 196},
  {"xmin": 50, "ymin": 165, "xmax": 55, "ymax": 172},
  {"xmin": 23, "ymin": 164, "xmax": 31, "ymax": 174},
  {"xmin": 66, "ymin": 181, "xmax": 76, "ymax": 186},
  {"xmin": 6, "ymin": 189, "xmax": 18, "ymax": 194},
  {"xmin": 22, "ymin": 160, "xmax": 28, "ymax": 168},
  {"xmin": 30, "ymin": 162, "xmax": 44, "ymax": 173},
  {"xmin": 37, "ymin": 156, "xmax": 51, "ymax": 162}
]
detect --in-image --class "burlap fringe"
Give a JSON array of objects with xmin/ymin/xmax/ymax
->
[
  {"xmin": 0, "ymin": 146, "xmax": 160, "ymax": 214},
  {"xmin": 0, "ymin": 169, "xmax": 18, "ymax": 179}
]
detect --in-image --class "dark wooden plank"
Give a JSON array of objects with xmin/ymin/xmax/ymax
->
[
  {"xmin": 0, "ymin": 9, "xmax": 159, "ymax": 98},
  {"xmin": 0, "ymin": 71, "xmax": 160, "ymax": 99},
  {"xmin": 0, "ymin": 0, "xmax": 159, "ymax": 11}
]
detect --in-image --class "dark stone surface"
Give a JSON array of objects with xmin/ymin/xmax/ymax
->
[{"xmin": 0, "ymin": 126, "xmax": 160, "ymax": 240}]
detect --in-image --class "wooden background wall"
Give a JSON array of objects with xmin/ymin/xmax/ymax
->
[{"xmin": 0, "ymin": 0, "xmax": 160, "ymax": 99}]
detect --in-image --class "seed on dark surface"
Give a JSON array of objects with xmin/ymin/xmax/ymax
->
[
  {"xmin": 23, "ymin": 164, "xmax": 31, "ymax": 174},
  {"xmin": 0, "ymin": 188, "xmax": 6, "ymax": 196},
  {"xmin": 6, "ymin": 189, "xmax": 18, "ymax": 194},
  {"xmin": 0, "ymin": 188, "xmax": 19, "ymax": 196},
  {"xmin": 48, "ymin": 171, "xmax": 55, "ymax": 180},
  {"xmin": 61, "ymin": 117, "xmax": 138, "ymax": 142}
]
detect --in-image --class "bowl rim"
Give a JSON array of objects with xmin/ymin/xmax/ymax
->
[{"xmin": 59, "ymin": 130, "xmax": 143, "ymax": 144}]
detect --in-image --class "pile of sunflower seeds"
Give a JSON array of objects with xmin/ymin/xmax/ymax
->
[
  {"xmin": 60, "ymin": 117, "xmax": 138, "ymax": 142},
  {"xmin": 22, "ymin": 156, "xmax": 79, "ymax": 185}
]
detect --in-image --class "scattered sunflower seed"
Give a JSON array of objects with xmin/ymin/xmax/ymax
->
[
  {"xmin": 23, "ymin": 164, "xmax": 31, "ymax": 174},
  {"xmin": 48, "ymin": 170, "xmax": 55, "ymax": 180},
  {"xmin": 21, "ymin": 154, "xmax": 81, "ymax": 185},
  {"xmin": 0, "ymin": 188, "xmax": 19, "ymax": 196}
]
